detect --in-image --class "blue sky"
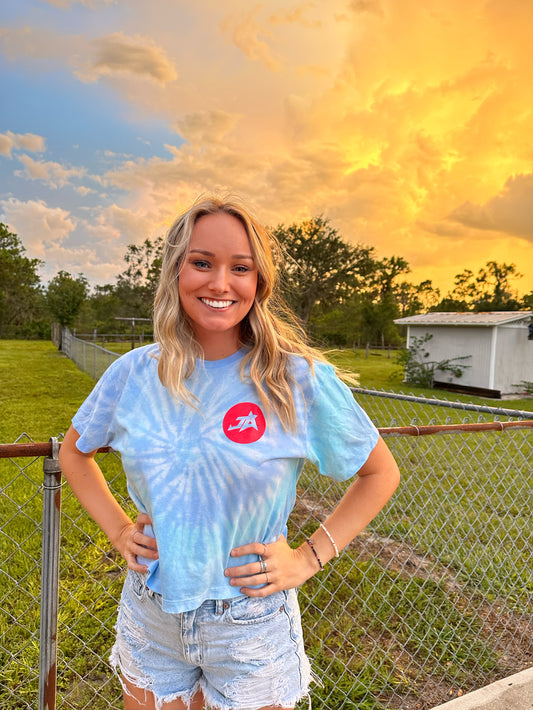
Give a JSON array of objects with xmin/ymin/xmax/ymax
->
[{"xmin": 1, "ymin": 0, "xmax": 532, "ymax": 297}]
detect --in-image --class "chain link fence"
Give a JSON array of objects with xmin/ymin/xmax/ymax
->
[
  {"xmin": 56, "ymin": 327, "xmax": 120, "ymax": 381},
  {"xmin": 1, "ymin": 403, "xmax": 532, "ymax": 710}
]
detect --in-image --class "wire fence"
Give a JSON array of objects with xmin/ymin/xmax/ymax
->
[
  {"xmin": 57, "ymin": 327, "xmax": 120, "ymax": 381},
  {"xmin": 1, "ymin": 407, "xmax": 532, "ymax": 710}
]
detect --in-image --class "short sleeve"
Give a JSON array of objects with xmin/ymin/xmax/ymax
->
[
  {"xmin": 306, "ymin": 362, "xmax": 379, "ymax": 481},
  {"xmin": 71, "ymin": 358, "xmax": 124, "ymax": 453}
]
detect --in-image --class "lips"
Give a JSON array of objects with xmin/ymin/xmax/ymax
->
[{"xmin": 200, "ymin": 298, "xmax": 234, "ymax": 309}]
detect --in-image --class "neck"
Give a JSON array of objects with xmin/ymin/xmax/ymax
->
[{"xmin": 194, "ymin": 328, "xmax": 241, "ymax": 361}]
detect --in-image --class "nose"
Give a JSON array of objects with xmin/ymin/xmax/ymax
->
[{"xmin": 209, "ymin": 266, "xmax": 230, "ymax": 293}]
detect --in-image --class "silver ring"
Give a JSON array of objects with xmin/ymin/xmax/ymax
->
[
  {"xmin": 259, "ymin": 559, "xmax": 267, "ymax": 574},
  {"xmin": 265, "ymin": 571, "xmax": 270, "ymax": 584}
]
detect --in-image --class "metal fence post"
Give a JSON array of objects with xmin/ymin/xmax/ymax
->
[{"xmin": 39, "ymin": 438, "xmax": 62, "ymax": 710}]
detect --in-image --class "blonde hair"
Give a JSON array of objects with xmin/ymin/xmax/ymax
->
[{"xmin": 153, "ymin": 195, "xmax": 327, "ymax": 431}]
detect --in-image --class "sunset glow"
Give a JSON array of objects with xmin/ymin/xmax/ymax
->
[{"xmin": 1, "ymin": 0, "xmax": 532, "ymax": 297}]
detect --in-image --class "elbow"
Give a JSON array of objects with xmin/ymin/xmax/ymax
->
[{"xmin": 390, "ymin": 464, "xmax": 401, "ymax": 493}]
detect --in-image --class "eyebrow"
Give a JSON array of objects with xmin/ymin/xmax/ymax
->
[{"xmin": 189, "ymin": 249, "xmax": 254, "ymax": 260}]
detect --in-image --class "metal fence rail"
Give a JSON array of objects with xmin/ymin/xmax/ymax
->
[{"xmin": 1, "ymin": 412, "xmax": 532, "ymax": 710}]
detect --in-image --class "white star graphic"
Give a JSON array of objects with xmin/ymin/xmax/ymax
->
[{"xmin": 228, "ymin": 411, "xmax": 259, "ymax": 432}]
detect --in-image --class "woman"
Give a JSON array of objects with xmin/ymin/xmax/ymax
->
[{"xmin": 59, "ymin": 196, "xmax": 400, "ymax": 710}]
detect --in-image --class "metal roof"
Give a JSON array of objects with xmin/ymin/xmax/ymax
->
[{"xmin": 394, "ymin": 311, "xmax": 532, "ymax": 326}]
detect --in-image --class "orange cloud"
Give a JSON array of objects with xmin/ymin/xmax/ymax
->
[{"xmin": 77, "ymin": 32, "xmax": 178, "ymax": 84}]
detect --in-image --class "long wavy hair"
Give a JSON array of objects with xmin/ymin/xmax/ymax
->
[{"xmin": 153, "ymin": 195, "xmax": 327, "ymax": 431}]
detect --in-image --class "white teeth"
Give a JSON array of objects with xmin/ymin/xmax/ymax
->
[{"xmin": 201, "ymin": 298, "xmax": 233, "ymax": 309}]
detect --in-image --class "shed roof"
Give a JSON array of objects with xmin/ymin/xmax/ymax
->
[{"xmin": 394, "ymin": 311, "xmax": 532, "ymax": 327}]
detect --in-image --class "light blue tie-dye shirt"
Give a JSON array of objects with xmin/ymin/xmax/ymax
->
[{"xmin": 72, "ymin": 344, "xmax": 379, "ymax": 613}]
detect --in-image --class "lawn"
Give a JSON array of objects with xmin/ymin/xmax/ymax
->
[
  {"xmin": 0, "ymin": 340, "xmax": 95, "ymax": 442},
  {"xmin": 1, "ymin": 340, "xmax": 531, "ymax": 709},
  {"xmin": 326, "ymin": 347, "xmax": 533, "ymax": 412}
]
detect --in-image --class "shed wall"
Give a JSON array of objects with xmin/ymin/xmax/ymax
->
[
  {"xmin": 495, "ymin": 324, "xmax": 533, "ymax": 394},
  {"xmin": 408, "ymin": 325, "xmax": 492, "ymax": 389},
  {"xmin": 408, "ymin": 323, "xmax": 533, "ymax": 395}
]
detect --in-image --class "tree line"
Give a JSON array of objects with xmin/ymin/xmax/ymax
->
[{"xmin": 1, "ymin": 219, "xmax": 531, "ymax": 346}]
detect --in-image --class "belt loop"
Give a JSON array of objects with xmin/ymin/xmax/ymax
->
[{"xmin": 215, "ymin": 599, "xmax": 224, "ymax": 615}]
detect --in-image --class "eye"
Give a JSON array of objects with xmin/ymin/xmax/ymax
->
[
  {"xmin": 192, "ymin": 259, "xmax": 210, "ymax": 269},
  {"xmin": 233, "ymin": 265, "xmax": 250, "ymax": 273}
]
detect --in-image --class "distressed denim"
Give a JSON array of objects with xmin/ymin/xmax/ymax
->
[{"xmin": 110, "ymin": 570, "xmax": 312, "ymax": 710}]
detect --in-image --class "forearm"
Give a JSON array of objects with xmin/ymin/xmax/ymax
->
[
  {"xmin": 299, "ymin": 436, "xmax": 400, "ymax": 569},
  {"xmin": 59, "ymin": 426, "xmax": 134, "ymax": 550}
]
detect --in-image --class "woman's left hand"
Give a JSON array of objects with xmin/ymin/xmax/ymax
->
[{"xmin": 224, "ymin": 535, "xmax": 319, "ymax": 597}]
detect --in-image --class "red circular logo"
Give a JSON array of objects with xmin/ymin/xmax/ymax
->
[{"xmin": 223, "ymin": 402, "xmax": 266, "ymax": 444}]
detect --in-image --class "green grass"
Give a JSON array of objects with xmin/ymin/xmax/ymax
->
[
  {"xmin": 326, "ymin": 347, "xmax": 533, "ymax": 412},
  {"xmin": 0, "ymin": 341, "xmax": 126, "ymax": 707},
  {"xmin": 0, "ymin": 340, "xmax": 96, "ymax": 442},
  {"xmin": 1, "ymin": 340, "xmax": 531, "ymax": 709}
]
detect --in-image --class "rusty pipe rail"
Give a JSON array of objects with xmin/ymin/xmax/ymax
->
[{"xmin": 1, "ymin": 421, "xmax": 532, "ymax": 461}]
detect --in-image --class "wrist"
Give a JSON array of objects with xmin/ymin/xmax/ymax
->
[
  {"xmin": 297, "ymin": 538, "xmax": 323, "ymax": 577},
  {"xmin": 109, "ymin": 519, "xmax": 134, "ymax": 555}
]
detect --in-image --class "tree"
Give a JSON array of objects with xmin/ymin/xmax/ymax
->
[
  {"xmin": 0, "ymin": 223, "xmax": 44, "ymax": 337},
  {"xmin": 438, "ymin": 261, "xmax": 522, "ymax": 312},
  {"xmin": 475, "ymin": 261, "xmax": 522, "ymax": 310},
  {"xmin": 371, "ymin": 256, "xmax": 411, "ymax": 299},
  {"xmin": 272, "ymin": 216, "xmax": 376, "ymax": 325},
  {"xmin": 114, "ymin": 236, "xmax": 164, "ymax": 318},
  {"xmin": 396, "ymin": 280, "xmax": 441, "ymax": 317},
  {"xmin": 46, "ymin": 270, "xmax": 89, "ymax": 329},
  {"xmin": 520, "ymin": 291, "xmax": 533, "ymax": 310}
]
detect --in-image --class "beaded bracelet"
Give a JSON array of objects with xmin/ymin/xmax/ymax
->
[
  {"xmin": 320, "ymin": 522, "xmax": 339, "ymax": 557},
  {"xmin": 306, "ymin": 537, "xmax": 324, "ymax": 570}
]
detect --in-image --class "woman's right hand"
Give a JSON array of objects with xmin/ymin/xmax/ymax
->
[{"xmin": 117, "ymin": 513, "xmax": 159, "ymax": 572}]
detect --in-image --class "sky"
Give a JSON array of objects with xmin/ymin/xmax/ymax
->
[{"xmin": 1, "ymin": 0, "xmax": 532, "ymax": 299}]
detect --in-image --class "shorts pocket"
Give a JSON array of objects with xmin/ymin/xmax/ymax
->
[
  {"xmin": 227, "ymin": 591, "xmax": 286, "ymax": 625},
  {"xmin": 127, "ymin": 570, "xmax": 149, "ymax": 601}
]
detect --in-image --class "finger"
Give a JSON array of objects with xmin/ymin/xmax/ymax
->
[
  {"xmin": 230, "ymin": 542, "xmax": 268, "ymax": 558},
  {"xmin": 135, "ymin": 533, "xmax": 158, "ymax": 553},
  {"xmin": 127, "ymin": 559, "xmax": 149, "ymax": 573},
  {"xmin": 228, "ymin": 572, "xmax": 270, "ymax": 587},
  {"xmin": 131, "ymin": 525, "xmax": 158, "ymax": 553},
  {"xmin": 239, "ymin": 584, "xmax": 274, "ymax": 598},
  {"xmin": 224, "ymin": 561, "xmax": 264, "ymax": 578}
]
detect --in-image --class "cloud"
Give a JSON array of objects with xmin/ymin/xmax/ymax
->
[
  {"xmin": 76, "ymin": 32, "xmax": 178, "ymax": 84},
  {"xmin": 174, "ymin": 110, "xmax": 240, "ymax": 145},
  {"xmin": 448, "ymin": 174, "xmax": 533, "ymax": 241},
  {"xmin": 221, "ymin": 7, "xmax": 282, "ymax": 72},
  {"xmin": 2, "ymin": 0, "xmax": 532, "ymax": 293},
  {"xmin": 0, "ymin": 26, "xmax": 177, "ymax": 86},
  {"xmin": 417, "ymin": 219, "xmax": 468, "ymax": 238},
  {"xmin": 0, "ymin": 131, "xmax": 46, "ymax": 158},
  {"xmin": 15, "ymin": 155, "xmax": 87, "ymax": 188},
  {"xmin": 268, "ymin": 3, "xmax": 322, "ymax": 28},
  {"xmin": 349, "ymin": 0, "xmax": 385, "ymax": 17},
  {"xmin": 86, "ymin": 204, "xmax": 158, "ymax": 247},
  {"xmin": 0, "ymin": 197, "xmax": 76, "ymax": 259}
]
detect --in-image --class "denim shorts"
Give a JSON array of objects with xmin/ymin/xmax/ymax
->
[{"xmin": 110, "ymin": 570, "xmax": 312, "ymax": 710}]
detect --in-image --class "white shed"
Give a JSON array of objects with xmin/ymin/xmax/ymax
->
[{"xmin": 394, "ymin": 311, "xmax": 533, "ymax": 398}]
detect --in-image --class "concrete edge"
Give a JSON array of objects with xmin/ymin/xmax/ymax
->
[{"xmin": 430, "ymin": 667, "xmax": 533, "ymax": 709}]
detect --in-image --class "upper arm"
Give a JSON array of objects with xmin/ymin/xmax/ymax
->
[
  {"xmin": 356, "ymin": 436, "xmax": 400, "ymax": 483},
  {"xmin": 60, "ymin": 425, "xmax": 97, "ymax": 462}
]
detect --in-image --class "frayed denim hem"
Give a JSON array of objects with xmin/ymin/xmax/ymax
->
[
  {"xmin": 200, "ymin": 681, "xmax": 312, "ymax": 710},
  {"xmin": 110, "ymin": 641, "xmax": 201, "ymax": 710}
]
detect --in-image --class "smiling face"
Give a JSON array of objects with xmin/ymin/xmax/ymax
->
[{"xmin": 178, "ymin": 211, "xmax": 258, "ymax": 360}]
